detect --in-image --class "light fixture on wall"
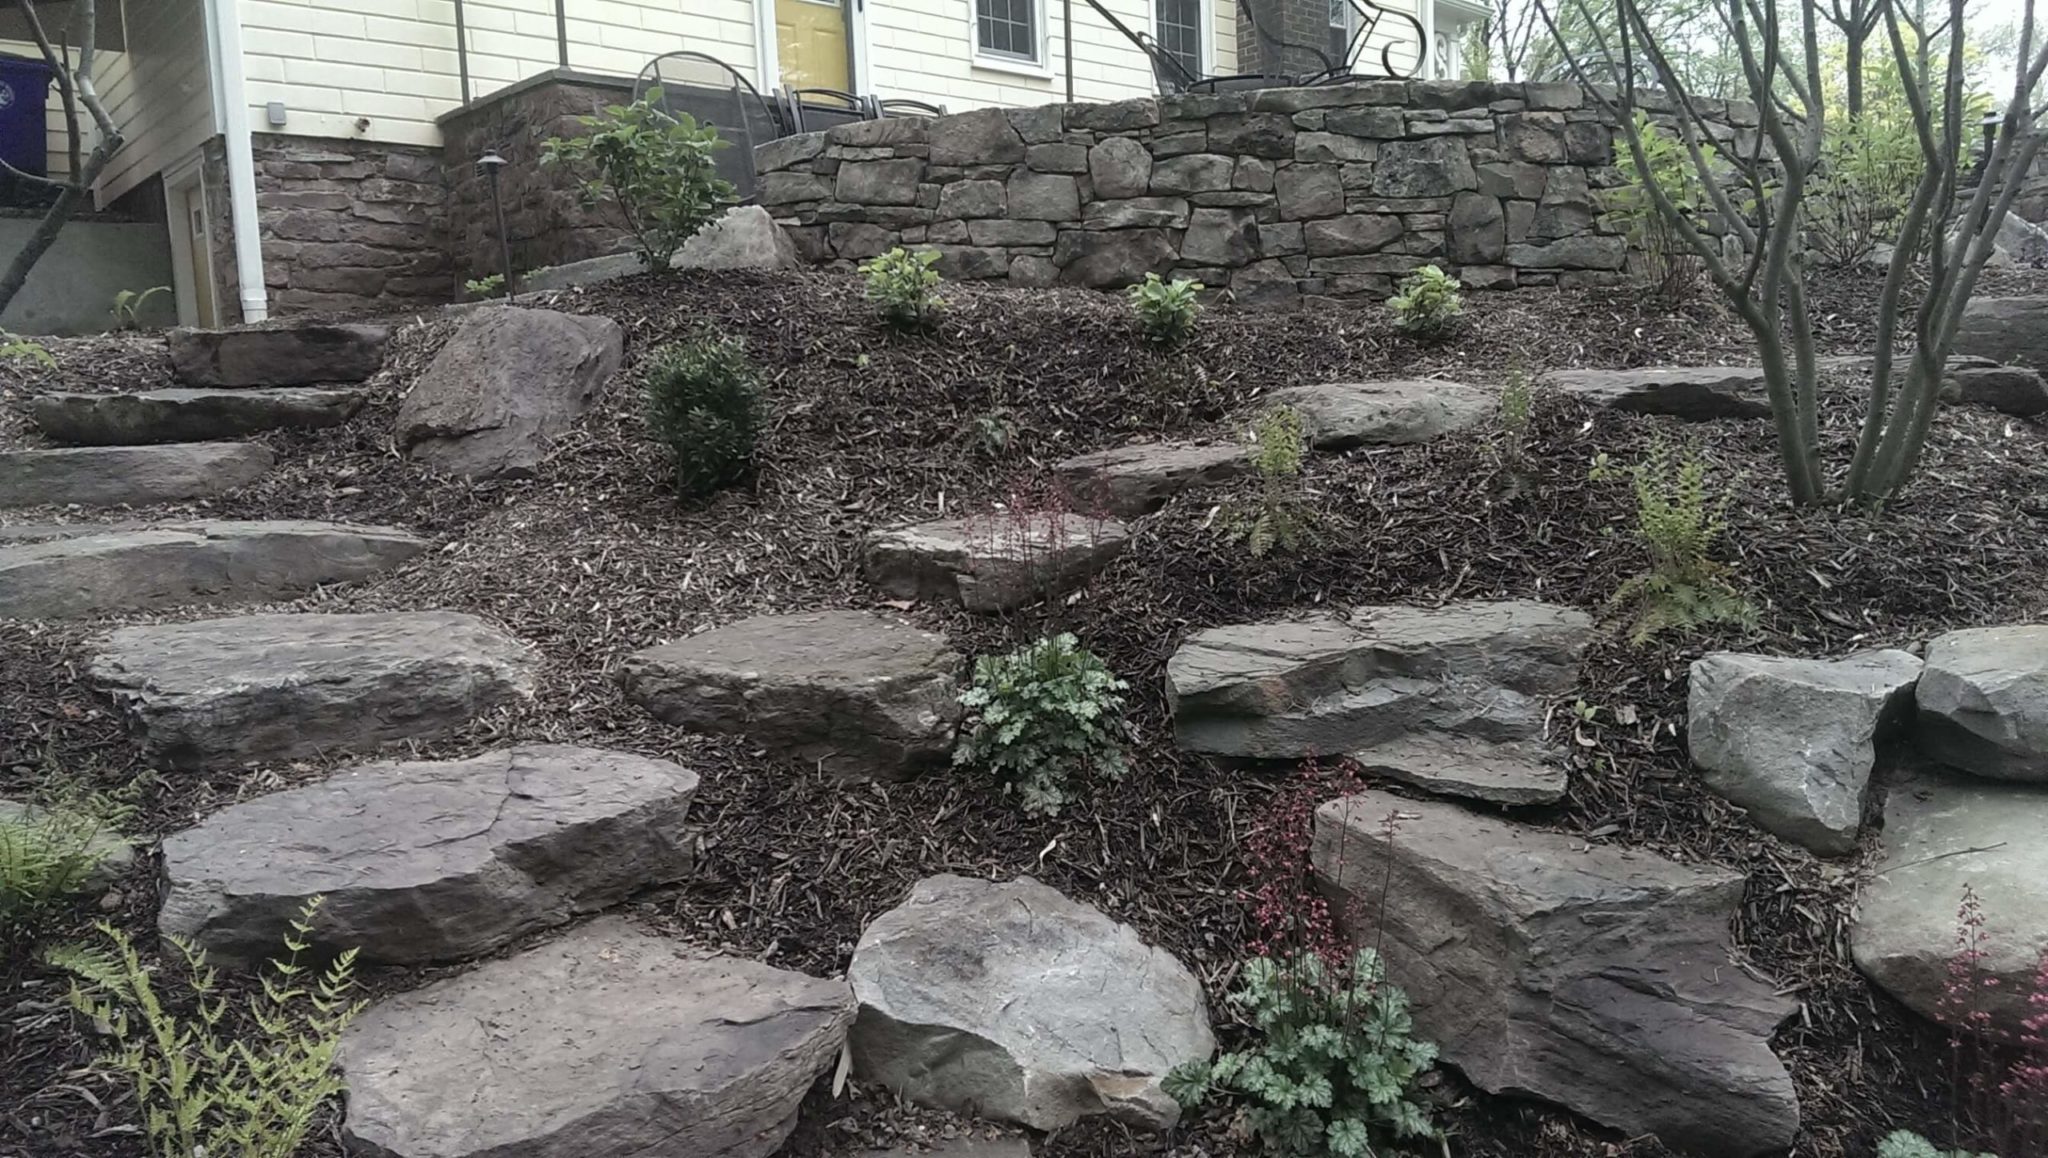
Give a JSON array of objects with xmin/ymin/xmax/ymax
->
[{"xmin": 477, "ymin": 151, "xmax": 515, "ymax": 298}]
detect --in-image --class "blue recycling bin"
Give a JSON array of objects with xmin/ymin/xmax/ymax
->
[{"xmin": 0, "ymin": 54, "xmax": 54, "ymax": 179}]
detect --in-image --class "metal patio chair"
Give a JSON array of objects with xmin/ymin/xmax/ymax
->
[{"xmin": 633, "ymin": 50, "xmax": 784, "ymax": 199}]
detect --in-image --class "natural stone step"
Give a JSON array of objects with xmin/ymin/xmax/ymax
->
[
  {"xmin": 31, "ymin": 387, "xmax": 366, "ymax": 445},
  {"xmin": 850, "ymin": 874, "xmax": 1214, "ymax": 1131},
  {"xmin": 168, "ymin": 323, "xmax": 389, "ymax": 386},
  {"xmin": 1942, "ymin": 356, "xmax": 2048, "ymax": 417},
  {"xmin": 1350, "ymin": 733, "xmax": 1567, "ymax": 805},
  {"xmin": 90, "ymin": 610, "xmax": 537, "ymax": 769},
  {"xmin": 1268, "ymin": 380, "xmax": 1494, "ymax": 449},
  {"xmin": 1537, "ymin": 365, "xmax": 1771, "ymax": 420},
  {"xmin": 1315, "ymin": 789, "xmax": 1799, "ymax": 1156},
  {"xmin": 340, "ymin": 918, "xmax": 853, "ymax": 1158},
  {"xmin": 0, "ymin": 442, "xmax": 273, "ymax": 509},
  {"xmin": 1852, "ymin": 761, "xmax": 2048, "ymax": 1036},
  {"xmin": 1167, "ymin": 599, "xmax": 1595, "ymax": 758},
  {"xmin": 160, "ymin": 745, "xmax": 697, "ymax": 966},
  {"xmin": 619, "ymin": 610, "xmax": 963, "ymax": 781},
  {"xmin": 1917, "ymin": 624, "xmax": 2048, "ymax": 781},
  {"xmin": 0, "ymin": 519, "xmax": 425, "ymax": 619},
  {"xmin": 864, "ymin": 511, "xmax": 1129, "ymax": 612},
  {"xmin": 1052, "ymin": 441, "xmax": 1250, "ymax": 518}
]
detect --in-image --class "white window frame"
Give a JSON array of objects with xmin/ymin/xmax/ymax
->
[
  {"xmin": 1154, "ymin": 0, "xmax": 1214, "ymax": 77},
  {"xmin": 967, "ymin": 0, "xmax": 1054, "ymax": 77}
]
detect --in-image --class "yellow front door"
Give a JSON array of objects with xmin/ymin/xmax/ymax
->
[{"xmin": 775, "ymin": 0, "xmax": 851, "ymax": 91}]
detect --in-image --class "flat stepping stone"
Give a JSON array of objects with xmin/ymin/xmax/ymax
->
[
  {"xmin": 0, "ymin": 442, "xmax": 273, "ymax": 509},
  {"xmin": 0, "ymin": 519, "xmax": 425, "ymax": 619},
  {"xmin": 850, "ymin": 874, "xmax": 1214, "ymax": 1131},
  {"xmin": 1268, "ymin": 380, "xmax": 1494, "ymax": 450},
  {"xmin": 160, "ymin": 745, "xmax": 697, "ymax": 966},
  {"xmin": 1167, "ymin": 599, "xmax": 1595, "ymax": 758},
  {"xmin": 619, "ymin": 609, "xmax": 962, "ymax": 781},
  {"xmin": 339, "ymin": 917, "xmax": 853, "ymax": 1158},
  {"xmin": 169, "ymin": 323, "xmax": 388, "ymax": 386},
  {"xmin": 31, "ymin": 387, "xmax": 366, "ymax": 445},
  {"xmin": 1316, "ymin": 789, "xmax": 1799, "ymax": 1155},
  {"xmin": 1943, "ymin": 356, "xmax": 2048, "ymax": 417},
  {"xmin": 1053, "ymin": 441, "xmax": 1250, "ymax": 517},
  {"xmin": 1538, "ymin": 366, "xmax": 1771, "ymax": 420},
  {"xmin": 1351, "ymin": 733, "xmax": 1567, "ymax": 806},
  {"xmin": 1852, "ymin": 762, "xmax": 2048, "ymax": 1036},
  {"xmin": 90, "ymin": 610, "xmax": 537, "ymax": 769},
  {"xmin": 1917, "ymin": 624, "xmax": 2048, "ymax": 781},
  {"xmin": 864, "ymin": 511, "xmax": 1129, "ymax": 612}
]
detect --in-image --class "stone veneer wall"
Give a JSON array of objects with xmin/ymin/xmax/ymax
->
[
  {"xmin": 756, "ymin": 80, "xmax": 1759, "ymax": 304},
  {"xmin": 252, "ymin": 135, "xmax": 451, "ymax": 317}
]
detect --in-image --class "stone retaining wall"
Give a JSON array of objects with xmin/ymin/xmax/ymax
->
[
  {"xmin": 252, "ymin": 135, "xmax": 451, "ymax": 317},
  {"xmin": 756, "ymin": 80, "xmax": 1759, "ymax": 304}
]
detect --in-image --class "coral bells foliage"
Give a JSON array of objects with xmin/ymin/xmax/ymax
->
[
  {"xmin": 1243, "ymin": 758, "xmax": 1362, "ymax": 965},
  {"xmin": 1940, "ymin": 885, "xmax": 2048, "ymax": 1155}
]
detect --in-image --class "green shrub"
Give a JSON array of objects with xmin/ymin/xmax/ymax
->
[
  {"xmin": 642, "ymin": 334, "xmax": 763, "ymax": 498},
  {"xmin": 1602, "ymin": 112, "xmax": 1712, "ymax": 297},
  {"xmin": 463, "ymin": 273, "xmax": 506, "ymax": 299},
  {"xmin": 1, "ymin": 330, "xmax": 55, "ymax": 368},
  {"xmin": 1, "ymin": 778, "xmax": 134, "ymax": 931},
  {"xmin": 44, "ymin": 897, "xmax": 362, "ymax": 1158},
  {"xmin": 860, "ymin": 247, "xmax": 944, "ymax": 328},
  {"xmin": 1128, "ymin": 273, "xmax": 1204, "ymax": 346},
  {"xmin": 1222, "ymin": 405, "xmax": 1312, "ymax": 558},
  {"xmin": 1164, "ymin": 948, "xmax": 1441, "ymax": 1157},
  {"xmin": 1875, "ymin": 1131, "xmax": 1995, "ymax": 1158},
  {"xmin": 111, "ymin": 286, "xmax": 171, "ymax": 330},
  {"xmin": 540, "ymin": 89, "xmax": 735, "ymax": 271},
  {"xmin": 954, "ymin": 633, "xmax": 1128, "ymax": 817},
  {"xmin": 1804, "ymin": 115, "xmax": 1922, "ymax": 267},
  {"xmin": 1596, "ymin": 441, "xmax": 1755, "ymax": 644},
  {"xmin": 1386, "ymin": 264, "xmax": 1464, "ymax": 339},
  {"xmin": 1497, "ymin": 366, "xmax": 1534, "ymax": 466}
]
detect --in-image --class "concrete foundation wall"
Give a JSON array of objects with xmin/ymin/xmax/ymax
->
[{"xmin": 0, "ymin": 212, "xmax": 177, "ymax": 336}]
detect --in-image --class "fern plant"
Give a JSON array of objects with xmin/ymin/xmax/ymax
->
[
  {"xmin": 1, "ymin": 776, "xmax": 136, "ymax": 932},
  {"xmin": 953, "ymin": 633, "xmax": 1128, "ymax": 817},
  {"xmin": 1164, "ymin": 948, "xmax": 1441, "ymax": 1157},
  {"xmin": 1386, "ymin": 265, "xmax": 1463, "ymax": 339},
  {"xmin": 44, "ymin": 897, "xmax": 363, "ymax": 1158},
  {"xmin": 1, "ymin": 330, "xmax": 54, "ymax": 368},
  {"xmin": 860, "ymin": 247, "xmax": 944, "ymax": 329},
  {"xmin": 642, "ymin": 332, "xmax": 764, "ymax": 498},
  {"xmin": 1222, "ymin": 405, "xmax": 1313, "ymax": 558},
  {"xmin": 1496, "ymin": 365, "xmax": 1534, "ymax": 471},
  {"xmin": 1128, "ymin": 273, "xmax": 1204, "ymax": 346},
  {"xmin": 1597, "ymin": 442, "xmax": 1756, "ymax": 645}
]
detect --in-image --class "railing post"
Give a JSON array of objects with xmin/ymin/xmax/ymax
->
[
  {"xmin": 454, "ymin": 0, "xmax": 470, "ymax": 103},
  {"xmin": 556, "ymin": 0, "xmax": 569, "ymax": 68},
  {"xmin": 1064, "ymin": 0, "xmax": 1074, "ymax": 102}
]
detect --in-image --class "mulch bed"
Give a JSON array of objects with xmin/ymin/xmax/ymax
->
[{"xmin": 4, "ymin": 265, "xmax": 2048, "ymax": 1158}]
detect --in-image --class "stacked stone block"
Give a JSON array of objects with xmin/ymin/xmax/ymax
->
[{"xmin": 252, "ymin": 135, "xmax": 451, "ymax": 316}]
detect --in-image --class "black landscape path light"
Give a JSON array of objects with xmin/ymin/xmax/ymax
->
[{"xmin": 477, "ymin": 150, "xmax": 514, "ymax": 298}]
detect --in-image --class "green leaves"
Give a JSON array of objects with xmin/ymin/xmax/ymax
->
[
  {"xmin": 860, "ymin": 247, "xmax": 945, "ymax": 329},
  {"xmin": 1386, "ymin": 264, "xmax": 1465, "ymax": 340},
  {"xmin": 1128, "ymin": 273, "xmax": 1204, "ymax": 346},
  {"xmin": 953, "ymin": 633, "xmax": 1128, "ymax": 817},
  {"xmin": 1220, "ymin": 405, "xmax": 1313, "ymax": 560},
  {"xmin": 642, "ymin": 332, "xmax": 764, "ymax": 499},
  {"xmin": 540, "ymin": 88, "xmax": 737, "ymax": 271},
  {"xmin": 1, "ymin": 774, "xmax": 136, "ymax": 933},
  {"xmin": 1602, "ymin": 440, "xmax": 1755, "ymax": 645}
]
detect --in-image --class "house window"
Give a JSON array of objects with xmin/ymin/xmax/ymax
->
[
  {"xmin": 976, "ymin": 0, "xmax": 1039, "ymax": 63},
  {"xmin": 1157, "ymin": 0, "xmax": 1203, "ymax": 77},
  {"xmin": 1327, "ymin": 0, "xmax": 1355, "ymax": 69}
]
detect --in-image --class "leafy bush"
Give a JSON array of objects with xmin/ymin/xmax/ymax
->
[
  {"xmin": 1222, "ymin": 405, "xmax": 1312, "ymax": 558},
  {"xmin": 45, "ymin": 897, "xmax": 363, "ymax": 1158},
  {"xmin": 953, "ymin": 633, "xmax": 1128, "ymax": 817},
  {"xmin": 1164, "ymin": 948, "xmax": 1440, "ymax": 1157},
  {"xmin": 540, "ymin": 89, "xmax": 735, "ymax": 271},
  {"xmin": 1, "ymin": 778, "xmax": 134, "ymax": 931},
  {"xmin": 1386, "ymin": 264, "xmax": 1464, "ymax": 339},
  {"xmin": 1602, "ymin": 112, "xmax": 1713, "ymax": 297},
  {"xmin": 1595, "ymin": 441, "xmax": 1755, "ymax": 644},
  {"xmin": 1875, "ymin": 1132, "xmax": 1995, "ymax": 1158},
  {"xmin": 860, "ymin": 247, "xmax": 944, "ymax": 329},
  {"xmin": 642, "ymin": 333, "xmax": 763, "ymax": 498},
  {"xmin": 1128, "ymin": 273, "xmax": 1204, "ymax": 346},
  {"xmin": 463, "ymin": 273, "xmax": 506, "ymax": 299},
  {"xmin": 1804, "ymin": 115, "xmax": 1922, "ymax": 266}
]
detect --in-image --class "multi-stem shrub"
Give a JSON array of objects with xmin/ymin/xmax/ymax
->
[
  {"xmin": 540, "ymin": 89, "xmax": 734, "ymax": 271},
  {"xmin": 1, "ymin": 777, "xmax": 135, "ymax": 932},
  {"xmin": 1386, "ymin": 264, "xmax": 1464, "ymax": 339},
  {"xmin": 1163, "ymin": 947, "xmax": 1441, "ymax": 1157},
  {"xmin": 1128, "ymin": 273, "xmax": 1204, "ymax": 346},
  {"xmin": 953, "ymin": 633, "xmax": 1128, "ymax": 817},
  {"xmin": 1596, "ymin": 441, "xmax": 1754, "ymax": 644},
  {"xmin": 1222, "ymin": 405, "xmax": 1312, "ymax": 558},
  {"xmin": 860, "ymin": 247, "xmax": 944, "ymax": 329},
  {"xmin": 642, "ymin": 332, "xmax": 763, "ymax": 498},
  {"xmin": 1804, "ymin": 115, "xmax": 1922, "ymax": 267},
  {"xmin": 44, "ymin": 897, "xmax": 363, "ymax": 1158},
  {"xmin": 1600, "ymin": 112, "xmax": 1713, "ymax": 297}
]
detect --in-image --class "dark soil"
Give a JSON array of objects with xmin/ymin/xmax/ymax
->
[{"xmin": 4, "ymin": 266, "xmax": 2048, "ymax": 1158}]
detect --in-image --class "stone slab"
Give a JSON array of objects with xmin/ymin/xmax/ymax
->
[{"xmin": 0, "ymin": 443, "xmax": 274, "ymax": 509}]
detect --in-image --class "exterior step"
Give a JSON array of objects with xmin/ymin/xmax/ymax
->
[
  {"xmin": 0, "ymin": 442, "xmax": 273, "ymax": 508},
  {"xmin": 168, "ymin": 323, "xmax": 388, "ymax": 386},
  {"xmin": 31, "ymin": 387, "xmax": 365, "ymax": 445}
]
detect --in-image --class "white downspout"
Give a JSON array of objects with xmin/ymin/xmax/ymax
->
[{"xmin": 203, "ymin": 0, "xmax": 269, "ymax": 324}]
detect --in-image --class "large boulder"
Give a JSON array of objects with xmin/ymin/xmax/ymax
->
[
  {"xmin": 1167, "ymin": 600, "xmax": 1595, "ymax": 758},
  {"xmin": 1267, "ymin": 381, "xmax": 1494, "ymax": 450},
  {"xmin": 1954, "ymin": 297, "xmax": 2048, "ymax": 371},
  {"xmin": 1687, "ymin": 650, "xmax": 1922, "ymax": 854},
  {"xmin": 1917, "ymin": 625, "xmax": 2048, "ymax": 781},
  {"xmin": 168, "ymin": 323, "xmax": 388, "ymax": 386},
  {"xmin": 619, "ymin": 610, "xmax": 963, "ymax": 781},
  {"xmin": 849, "ymin": 875, "xmax": 1214, "ymax": 1131},
  {"xmin": 340, "ymin": 918, "xmax": 853, "ymax": 1158},
  {"xmin": 160, "ymin": 745, "xmax": 697, "ymax": 966},
  {"xmin": 31, "ymin": 388, "xmax": 365, "ymax": 445},
  {"xmin": 1537, "ymin": 366, "xmax": 1771, "ymax": 420},
  {"xmin": 864, "ymin": 512, "xmax": 1129, "ymax": 612},
  {"xmin": 0, "ymin": 520, "xmax": 426, "ymax": 619},
  {"xmin": 1852, "ymin": 762, "xmax": 2048, "ymax": 1035},
  {"xmin": 1314, "ymin": 790, "xmax": 1800, "ymax": 1156},
  {"xmin": 1943, "ymin": 359, "xmax": 2048, "ymax": 417},
  {"xmin": 395, "ymin": 307, "xmax": 624, "ymax": 480},
  {"xmin": 1052, "ymin": 442, "xmax": 1250, "ymax": 518},
  {"xmin": 671, "ymin": 204, "xmax": 799, "ymax": 270},
  {"xmin": 0, "ymin": 442, "xmax": 272, "ymax": 509},
  {"xmin": 90, "ymin": 611, "xmax": 537, "ymax": 769}
]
